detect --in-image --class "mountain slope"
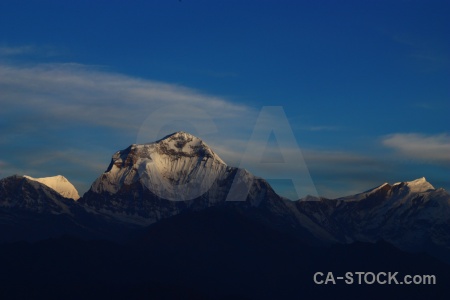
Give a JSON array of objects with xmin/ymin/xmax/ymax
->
[
  {"xmin": 80, "ymin": 132, "xmax": 294, "ymax": 225},
  {"xmin": 1, "ymin": 209, "xmax": 449, "ymax": 299},
  {"xmin": 296, "ymin": 177, "xmax": 450, "ymax": 260},
  {"xmin": 0, "ymin": 175, "xmax": 135, "ymax": 242},
  {"xmin": 0, "ymin": 175, "xmax": 76, "ymax": 214},
  {"xmin": 79, "ymin": 132, "xmax": 332, "ymax": 246},
  {"xmin": 0, "ymin": 175, "xmax": 85, "ymax": 242}
]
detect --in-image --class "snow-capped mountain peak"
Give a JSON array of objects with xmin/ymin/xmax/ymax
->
[
  {"xmin": 23, "ymin": 175, "xmax": 80, "ymax": 200},
  {"xmin": 405, "ymin": 177, "xmax": 435, "ymax": 192},
  {"xmin": 79, "ymin": 131, "xmax": 277, "ymax": 225},
  {"xmin": 90, "ymin": 132, "xmax": 229, "ymax": 201},
  {"xmin": 153, "ymin": 131, "xmax": 225, "ymax": 165},
  {"xmin": 337, "ymin": 177, "xmax": 435, "ymax": 202},
  {"xmin": 393, "ymin": 177, "xmax": 435, "ymax": 193}
]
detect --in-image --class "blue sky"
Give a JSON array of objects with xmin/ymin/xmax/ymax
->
[{"xmin": 0, "ymin": 0, "xmax": 449, "ymax": 199}]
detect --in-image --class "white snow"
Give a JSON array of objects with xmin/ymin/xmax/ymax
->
[
  {"xmin": 404, "ymin": 177, "xmax": 435, "ymax": 193},
  {"xmin": 339, "ymin": 178, "xmax": 435, "ymax": 202},
  {"xmin": 91, "ymin": 131, "xmax": 228, "ymax": 201},
  {"xmin": 338, "ymin": 182, "xmax": 390, "ymax": 202},
  {"xmin": 24, "ymin": 175, "xmax": 80, "ymax": 200}
]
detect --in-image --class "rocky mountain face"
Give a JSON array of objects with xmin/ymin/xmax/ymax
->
[
  {"xmin": 0, "ymin": 175, "xmax": 89, "ymax": 242},
  {"xmin": 77, "ymin": 132, "xmax": 329, "ymax": 245},
  {"xmin": 0, "ymin": 175, "xmax": 136, "ymax": 242},
  {"xmin": 79, "ymin": 132, "xmax": 299, "ymax": 227},
  {"xmin": 297, "ymin": 178, "xmax": 450, "ymax": 255},
  {"xmin": 0, "ymin": 175, "xmax": 77, "ymax": 214}
]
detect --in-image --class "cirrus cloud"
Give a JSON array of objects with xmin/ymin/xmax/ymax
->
[
  {"xmin": 0, "ymin": 62, "xmax": 258, "ymax": 194},
  {"xmin": 0, "ymin": 45, "xmax": 35, "ymax": 56},
  {"xmin": 382, "ymin": 133, "xmax": 450, "ymax": 165}
]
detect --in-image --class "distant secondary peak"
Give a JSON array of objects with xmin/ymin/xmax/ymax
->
[
  {"xmin": 392, "ymin": 177, "xmax": 435, "ymax": 193},
  {"xmin": 23, "ymin": 175, "xmax": 80, "ymax": 200},
  {"xmin": 405, "ymin": 177, "xmax": 435, "ymax": 193}
]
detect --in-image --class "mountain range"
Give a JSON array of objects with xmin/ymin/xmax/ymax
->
[{"xmin": 1, "ymin": 131, "xmax": 449, "ymax": 299}]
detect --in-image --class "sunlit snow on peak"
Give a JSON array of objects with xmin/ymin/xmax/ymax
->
[
  {"xmin": 92, "ymin": 132, "xmax": 229, "ymax": 201},
  {"xmin": 23, "ymin": 175, "xmax": 80, "ymax": 200}
]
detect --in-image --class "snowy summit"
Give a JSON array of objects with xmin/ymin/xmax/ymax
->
[
  {"xmin": 24, "ymin": 175, "xmax": 80, "ymax": 200},
  {"xmin": 394, "ymin": 177, "xmax": 435, "ymax": 193},
  {"xmin": 91, "ymin": 131, "xmax": 228, "ymax": 201}
]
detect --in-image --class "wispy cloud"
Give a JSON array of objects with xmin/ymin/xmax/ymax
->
[
  {"xmin": 391, "ymin": 33, "xmax": 449, "ymax": 72},
  {"xmin": 0, "ymin": 160, "xmax": 8, "ymax": 172},
  {"xmin": 0, "ymin": 63, "xmax": 251, "ymax": 130},
  {"xmin": 0, "ymin": 62, "xmax": 353, "ymax": 198},
  {"xmin": 382, "ymin": 133, "xmax": 450, "ymax": 165},
  {"xmin": 413, "ymin": 102, "xmax": 433, "ymax": 110},
  {"xmin": 0, "ymin": 62, "xmax": 258, "ymax": 153},
  {"xmin": 0, "ymin": 45, "xmax": 63, "ymax": 58},
  {"xmin": 0, "ymin": 62, "xmax": 259, "ymax": 194},
  {"xmin": 301, "ymin": 149, "xmax": 392, "ymax": 198},
  {"xmin": 0, "ymin": 45, "xmax": 36, "ymax": 56},
  {"xmin": 303, "ymin": 150, "xmax": 380, "ymax": 166},
  {"xmin": 213, "ymin": 140, "xmax": 390, "ymax": 198},
  {"xmin": 0, "ymin": 160, "xmax": 19, "ymax": 179},
  {"xmin": 2, "ymin": 61, "xmax": 446, "ymax": 198},
  {"xmin": 300, "ymin": 125, "xmax": 341, "ymax": 132}
]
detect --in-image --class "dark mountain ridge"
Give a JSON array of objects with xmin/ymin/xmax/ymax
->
[
  {"xmin": 0, "ymin": 207, "xmax": 449, "ymax": 299},
  {"xmin": 1, "ymin": 132, "xmax": 449, "ymax": 257},
  {"xmin": 1, "ymin": 132, "xmax": 449, "ymax": 298}
]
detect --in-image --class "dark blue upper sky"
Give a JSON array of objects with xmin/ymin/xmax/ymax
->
[{"xmin": 0, "ymin": 0, "xmax": 449, "ymax": 198}]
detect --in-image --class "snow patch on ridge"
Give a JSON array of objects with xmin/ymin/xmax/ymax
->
[{"xmin": 404, "ymin": 177, "xmax": 435, "ymax": 193}]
